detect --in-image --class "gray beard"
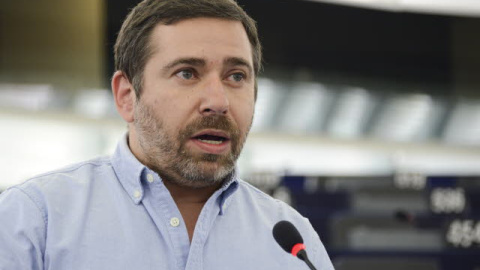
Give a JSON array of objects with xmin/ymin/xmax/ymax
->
[{"xmin": 133, "ymin": 101, "xmax": 247, "ymax": 189}]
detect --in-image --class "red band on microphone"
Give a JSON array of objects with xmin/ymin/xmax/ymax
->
[{"xmin": 291, "ymin": 243, "xmax": 306, "ymax": 257}]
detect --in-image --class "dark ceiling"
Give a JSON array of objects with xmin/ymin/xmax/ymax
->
[{"xmin": 106, "ymin": 0, "xmax": 452, "ymax": 88}]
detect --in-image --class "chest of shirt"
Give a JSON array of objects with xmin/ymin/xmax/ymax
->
[
  {"xmin": 44, "ymin": 220, "xmax": 306, "ymax": 270},
  {"xmin": 42, "ymin": 194, "xmax": 306, "ymax": 270}
]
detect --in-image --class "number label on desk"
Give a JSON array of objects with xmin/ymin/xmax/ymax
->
[
  {"xmin": 394, "ymin": 172, "xmax": 426, "ymax": 190},
  {"xmin": 446, "ymin": 219, "xmax": 480, "ymax": 248},
  {"xmin": 430, "ymin": 188, "xmax": 466, "ymax": 214}
]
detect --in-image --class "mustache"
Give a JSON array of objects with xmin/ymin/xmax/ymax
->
[{"xmin": 179, "ymin": 115, "xmax": 240, "ymax": 142}]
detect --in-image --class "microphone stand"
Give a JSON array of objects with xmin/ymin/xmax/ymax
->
[{"xmin": 296, "ymin": 249, "xmax": 317, "ymax": 270}]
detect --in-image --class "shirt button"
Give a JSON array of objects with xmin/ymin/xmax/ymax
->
[
  {"xmin": 133, "ymin": 190, "xmax": 141, "ymax": 198},
  {"xmin": 146, "ymin": 173, "xmax": 154, "ymax": 183},
  {"xmin": 170, "ymin": 217, "xmax": 180, "ymax": 227}
]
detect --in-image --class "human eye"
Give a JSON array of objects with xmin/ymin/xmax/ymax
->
[
  {"xmin": 175, "ymin": 69, "xmax": 196, "ymax": 80},
  {"xmin": 227, "ymin": 72, "xmax": 246, "ymax": 83}
]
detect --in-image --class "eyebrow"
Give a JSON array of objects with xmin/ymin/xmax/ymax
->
[
  {"xmin": 223, "ymin": 57, "xmax": 253, "ymax": 75},
  {"xmin": 162, "ymin": 56, "xmax": 253, "ymax": 75},
  {"xmin": 163, "ymin": 58, "xmax": 206, "ymax": 72}
]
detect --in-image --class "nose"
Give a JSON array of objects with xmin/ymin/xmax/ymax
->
[{"xmin": 199, "ymin": 76, "xmax": 229, "ymax": 116}]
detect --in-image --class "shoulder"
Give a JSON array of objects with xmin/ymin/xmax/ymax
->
[
  {"xmin": 236, "ymin": 179, "xmax": 297, "ymax": 210},
  {"xmin": 17, "ymin": 156, "xmax": 112, "ymax": 189},
  {"xmin": 4, "ymin": 156, "xmax": 114, "ymax": 212},
  {"xmin": 235, "ymin": 179, "xmax": 284, "ymax": 210},
  {"xmin": 29, "ymin": 155, "xmax": 112, "ymax": 179},
  {"xmin": 235, "ymin": 179, "xmax": 311, "ymax": 227}
]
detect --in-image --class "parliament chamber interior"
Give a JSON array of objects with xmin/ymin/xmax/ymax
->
[{"xmin": 1, "ymin": 0, "xmax": 480, "ymax": 269}]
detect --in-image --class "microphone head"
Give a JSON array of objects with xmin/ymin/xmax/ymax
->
[
  {"xmin": 394, "ymin": 209, "xmax": 415, "ymax": 224},
  {"xmin": 273, "ymin": 220, "xmax": 304, "ymax": 254}
]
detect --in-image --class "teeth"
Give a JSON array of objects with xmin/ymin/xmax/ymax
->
[{"xmin": 198, "ymin": 139, "xmax": 223, "ymax": 145}]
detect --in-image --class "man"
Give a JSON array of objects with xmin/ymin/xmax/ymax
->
[{"xmin": 0, "ymin": 0, "xmax": 334, "ymax": 269}]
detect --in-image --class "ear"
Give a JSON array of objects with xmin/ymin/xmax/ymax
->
[{"xmin": 112, "ymin": 71, "xmax": 136, "ymax": 123}]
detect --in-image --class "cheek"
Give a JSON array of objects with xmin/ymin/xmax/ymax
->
[
  {"xmin": 233, "ymin": 101, "xmax": 255, "ymax": 132},
  {"xmin": 152, "ymin": 96, "xmax": 179, "ymax": 117},
  {"xmin": 153, "ymin": 96, "xmax": 193, "ymax": 131}
]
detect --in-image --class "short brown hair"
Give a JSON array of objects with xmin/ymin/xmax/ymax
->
[{"xmin": 114, "ymin": 0, "xmax": 262, "ymax": 98}]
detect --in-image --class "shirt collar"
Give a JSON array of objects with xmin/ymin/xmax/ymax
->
[
  {"xmin": 111, "ymin": 133, "xmax": 240, "ymax": 208},
  {"xmin": 217, "ymin": 171, "xmax": 239, "ymax": 215},
  {"xmin": 111, "ymin": 133, "xmax": 146, "ymax": 204}
]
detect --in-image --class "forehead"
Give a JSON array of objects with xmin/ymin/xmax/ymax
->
[{"xmin": 147, "ymin": 17, "xmax": 253, "ymax": 66}]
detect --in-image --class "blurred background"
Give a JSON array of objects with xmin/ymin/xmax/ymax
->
[{"xmin": 1, "ymin": 0, "xmax": 480, "ymax": 269}]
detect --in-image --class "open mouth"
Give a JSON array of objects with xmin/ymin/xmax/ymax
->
[
  {"xmin": 190, "ymin": 130, "xmax": 231, "ymax": 154},
  {"xmin": 194, "ymin": 134, "xmax": 229, "ymax": 145}
]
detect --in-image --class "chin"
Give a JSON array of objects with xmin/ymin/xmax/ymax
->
[
  {"xmin": 195, "ymin": 163, "xmax": 234, "ymax": 182},
  {"xmin": 199, "ymin": 163, "xmax": 229, "ymax": 177}
]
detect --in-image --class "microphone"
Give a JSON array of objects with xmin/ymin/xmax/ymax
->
[
  {"xmin": 273, "ymin": 220, "xmax": 318, "ymax": 270},
  {"xmin": 394, "ymin": 209, "xmax": 415, "ymax": 225}
]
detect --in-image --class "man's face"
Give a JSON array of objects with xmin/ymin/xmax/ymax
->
[{"xmin": 131, "ymin": 18, "xmax": 255, "ymax": 188}]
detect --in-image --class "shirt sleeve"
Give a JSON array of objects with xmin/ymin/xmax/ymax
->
[{"xmin": 0, "ymin": 187, "xmax": 46, "ymax": 270}]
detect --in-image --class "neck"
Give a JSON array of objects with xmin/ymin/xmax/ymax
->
[
  {"xmin": 162, "ymin": 177, "xmax": 223, "ymax": 243},
  {"xmin": 162, "ymin": 177, "xmax": 222, "ymax": 204}
]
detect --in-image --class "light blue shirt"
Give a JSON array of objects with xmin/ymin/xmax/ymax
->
[{"xmin": 0, "ymin": 135, "xmax": 334, "ymax": 270}]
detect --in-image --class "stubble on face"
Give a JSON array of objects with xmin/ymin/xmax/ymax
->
[{"xmin": 133, "ymin": 99, "xmax": 250, "ymax": 189}]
